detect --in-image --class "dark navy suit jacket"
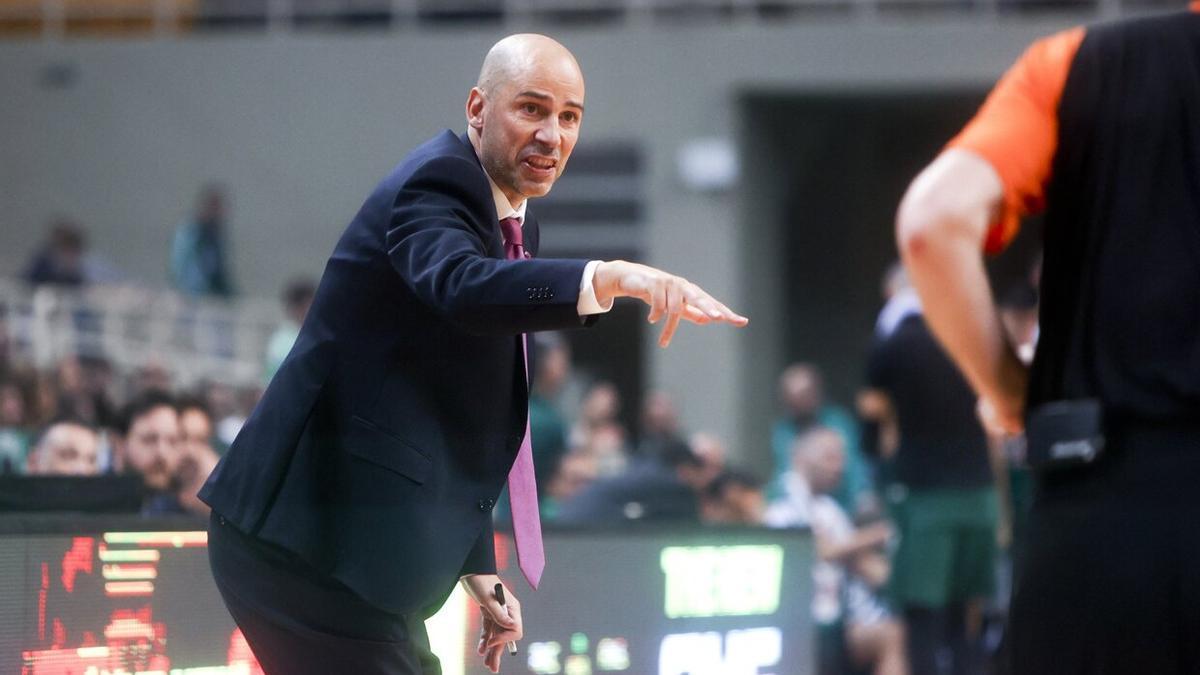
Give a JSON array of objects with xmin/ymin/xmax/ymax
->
[{"xmin": 200, "ymin": 130, "xmax": 594, "ymax": 616}]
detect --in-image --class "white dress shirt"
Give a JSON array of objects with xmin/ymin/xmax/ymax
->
[{"xmin": 484, "ymin": 173, "xmax": 613, "ymax": 316}]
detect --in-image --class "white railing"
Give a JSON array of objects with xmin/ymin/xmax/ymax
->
[
  {"xmin": 0, "ymin": 279, "xmax": 281, "ymax": 387},
  {"xmin": 0, "ymin": 0, "xmax": 1146, "ymax": 40}
]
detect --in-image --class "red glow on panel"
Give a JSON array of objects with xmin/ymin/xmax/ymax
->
[
  {"xmin": 21, "ymin": 530, "xmax": 264, "ymax": 674},
  {"xmin": 228, "ymin": 628, "xmax": 265, "ymax": 674},
  {"xmin": 51, "ymin": 618, "xmax": 65, "ymax": 649},
  {"xmin": 104, "ymin": 611, "xmax": 158, "ymax": 642},
  {"xmin": 38, "ymin": 563, "xmax": 48, "ymax": 642},
  {"xmin": 22, "ymin": 645, "xmax": 117, "ymax": 675},
  {"xmin": 60, "ymin": 537, "xmax": 94, "ymax": 592},
  {"xmin": 494, "ymin": 533, "xmax": 510, "ymax": 571}
]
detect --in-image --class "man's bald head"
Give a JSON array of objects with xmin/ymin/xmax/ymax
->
[
  {"xmin": 476, "ymin": 34, "xmax": 583, "ymax": 97},
  {"xmin": 27, "ymin": 421, "xmax": 100, "ymax": 476},
  {"xmin": 466, "ymin": 34, "xmax": 585, "ymax": 207},
  {"xmin": 792, "ymin": 427, "xmax": 846, "ymax": 495}
]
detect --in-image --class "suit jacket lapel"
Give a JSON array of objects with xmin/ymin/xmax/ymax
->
[{"xmin": 457, "ymin": 131, "xmax": 506, "ymax": 259}]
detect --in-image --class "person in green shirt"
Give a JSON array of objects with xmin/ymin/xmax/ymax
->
[{"xmin": 769, "ymin": 362, "xmax": 876, "ymax": 519}]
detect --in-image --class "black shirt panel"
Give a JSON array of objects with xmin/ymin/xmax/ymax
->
[
  {"xmin": 1031, "ymin": 12, "xmax": 1200, "ymax": 422},
  {"xmin": 868, "ymin": 315, "xmax": 993, "ymax": 489}
]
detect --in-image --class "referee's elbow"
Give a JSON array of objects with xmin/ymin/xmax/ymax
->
[
  {"xmin": 897, "ymin": 150, "xmax": 1000, "ymax": 260},
  {"xmin": 895, "ymin": 179, "xmax": 950, "ymax": 262}
]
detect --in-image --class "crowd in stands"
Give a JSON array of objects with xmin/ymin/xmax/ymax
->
[{"xmin": 0, "ymin": 340, "xmax": 261, "ymax": 516}]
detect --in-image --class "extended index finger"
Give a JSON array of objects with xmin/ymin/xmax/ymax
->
[{"xmin": 686, "ymin": 286, "xmax": 748, "ymax": 326}]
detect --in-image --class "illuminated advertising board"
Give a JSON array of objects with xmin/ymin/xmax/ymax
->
[{"xmin": 0, "ymin": 522, "xmax": 813, "ymax": 675}]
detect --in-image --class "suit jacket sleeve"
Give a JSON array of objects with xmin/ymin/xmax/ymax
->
[
  {"xmin": 459, "ymin": 515, "xmax": 497, "ymax": 576},
  {"xmin": 386, "ymin": 154, "xmax": 592, "ymax": 336}
]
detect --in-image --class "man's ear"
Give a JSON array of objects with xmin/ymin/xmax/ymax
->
[{"xmin": 466, "ymin": 87, "xmax": 486, "ymax": 132}]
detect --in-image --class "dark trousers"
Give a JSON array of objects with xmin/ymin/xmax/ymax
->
[
  {"xmin": 208, "ymin": 513, "xmax": 442, "ymax": 675},
  {"xmin": 1004, "ymin": 423, "xmax": 1200, "ymax": 675}
]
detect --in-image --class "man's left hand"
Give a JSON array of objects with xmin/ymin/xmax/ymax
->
[{"xmin": 460, "ymin": 574, "xmax": 522, "ymax": 673}]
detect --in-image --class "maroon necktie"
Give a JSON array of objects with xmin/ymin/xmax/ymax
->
[{"xmin": 499, "ymin": 217, "xmax": 544, "ymax": 589}]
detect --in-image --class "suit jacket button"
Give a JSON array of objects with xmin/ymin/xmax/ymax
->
[{"xmin": 478, "ymin": 499, "xmax": 494, "ymax": 511}]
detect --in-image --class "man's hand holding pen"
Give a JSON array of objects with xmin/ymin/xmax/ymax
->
[{"xmin": 460, "ymin": 573, "xmax": 523, "ymax": 673}]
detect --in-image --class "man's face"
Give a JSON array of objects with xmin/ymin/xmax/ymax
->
[
  {"xmin": 199, "ymin": 190, "xmax": 225, "ymax": 225},
  {"xmin": 180, "ymin": 408, "xmax": 213, "ymax": 455},
  {"xmin": 30, "ymin": 424, "xmax": 99, "ymax": 476},
  {"xmin": 121, "ymin": 405, "xmax": 182, "ymax": 492},
  {"xmin": 726, "ymin": 485, "xmax": 766, "ymax": 524},
  {"xmin": 469, "ymin": 55, "xmax": 585, "ymax": 205},
  {"xmin": 782, "ymin": 369, "xmax": 822, "ymax": 418},
  {"xmin": 0, "ymin": 385, "xmax": 24, "ymax": 426},
  {"xmin": 798, "ymin": 431, "xmax": 846, "ymax": 495}
]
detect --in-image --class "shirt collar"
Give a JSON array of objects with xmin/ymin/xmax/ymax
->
[{"xmin": 483, "ymin": 171, "xmax": 527, "ymax": 224}]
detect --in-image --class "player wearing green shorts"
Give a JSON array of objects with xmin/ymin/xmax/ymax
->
[{"xmin": 863, "ymin": 306, "xmax": 999, "ymax": 675}]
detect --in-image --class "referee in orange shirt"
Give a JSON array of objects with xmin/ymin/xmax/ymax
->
[{"xmin": 895, "ymin": 4, "xmax": 1200, "ymax": 672}]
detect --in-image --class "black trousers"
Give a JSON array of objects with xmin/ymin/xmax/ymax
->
[
  {"xmin": 208, "ymin": 513, "xmax": 442, "ymax": 675},
  {"xmin": 1005, "ymin": 423, "xmax": 1200, "ymax": 675}
]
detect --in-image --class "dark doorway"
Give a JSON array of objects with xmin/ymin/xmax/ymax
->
[{"xmin": 739, "ymin": 89, "xmax": 1041, "ymax": 421}]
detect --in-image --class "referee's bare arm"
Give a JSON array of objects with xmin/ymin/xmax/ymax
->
[{"xmin": 895, "ymin": 149, "xmax": 1028, "ymax": 434}]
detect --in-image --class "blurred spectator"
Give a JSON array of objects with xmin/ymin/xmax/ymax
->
[
  {"xmin": 555, "ymin": 441, "xmax": 705, "ymax": 525},
  {"xmin": 688, "ymin": 431, "xmax": 728, "ymax": 479},
  {"xmin": 176, "ymin": 396, "xmax": 220, "ymax": 516},
  {"xmin": 79, "ymin": 355, "xmax": 118, "ymax": 426},
  {"xmin": 996, "ymin": 284, "xmax": 1040, "ymax": 567},
  {"xmin": 702, "ymin": 469, "xmax": 766, "ymax": 525},
  {"xmin": 571, "ymin": 380, "xmax": 622, "ymax": 444},
  {"xmin": 264, "ymin": 277, "xmax": 317, "ymax": 383},
  {"xmin": 862, "ymin": 306, "xmax": 998, "ymax": 675},
  {"xmin": 0, "ymin": 379, "xmax": 34, "ymax": 473},
  {"xmin": 23, "ymin": 219, "xmax": 87, "ymax": 287},
  {"xmin": 571, "ymin": 381, "xmax": 630, "ymax": 477},
  {"xmin": 770, "ymin": 362, "xmax": 875, "ymax": 518},
  {"xmin": 170, "ymin": 184, "xmax": 235, "ymax": 297},
  {"xmin": 997, "ymin": 284, "xmax": 1039, "ymax": 365},
  {"xmin": 25, "ymin": 420, "xmax": 100, "ymax": 476},
  {"xmin": 766, "ymin": 427, "xmax": 906, "ymax": 675},
  {"xmin": 531, "ymin": 333, "xmax": 571, "ymax": 499},
  {"xmin": 0, "ymin": 319, "xmax": 13, "ymax": 380},
  {"xmin": 52, "ymin": 355, "xmax": 114, "ymax": 427},
  {"xmin": 636, "ymin": 389, "xmax": 686, "ymax": 458},
  {"xmin": 132, "ymin": 359, "xmax": 174, "ymax": 397},
  {"xmin": 30, "ymin": 372, "xmax": 60, "ymax": 428},
  {"xmin": 203, "ymin": 381, "xmax": 244, "ymax": 452},
  {"xmin": 542, "ymin": 452, "xmax": 599, "ymax": 520},
  {"xmin": 875, "ymin": 262, "xmax": 923, "ymax": 340},
  {"xmin": 111, "ymin": 390, "xmax": 187, "ymax": 516},
  {"xmin": 579, "ymin": 420, "xmax": 629, "ymax": 478}
]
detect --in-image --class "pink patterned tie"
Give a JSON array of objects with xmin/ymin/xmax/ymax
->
[{"xmin": 499, "ymin": 217, "xmax": 545, "ymax": 589}]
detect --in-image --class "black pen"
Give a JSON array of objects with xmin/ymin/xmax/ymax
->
[{"xmin": 494, "ymin": 582, "xmax": 519, "ymax": 656}]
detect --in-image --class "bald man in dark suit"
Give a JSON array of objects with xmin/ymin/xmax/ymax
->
[{"xmin": 201, "ymin": 33, "xmax": 747, "ymax": 674}]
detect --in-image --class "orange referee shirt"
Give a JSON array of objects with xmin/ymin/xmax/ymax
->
[{"xmin": 948, "ymin": 0, "xmax": 1200, "ymax": 254}]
